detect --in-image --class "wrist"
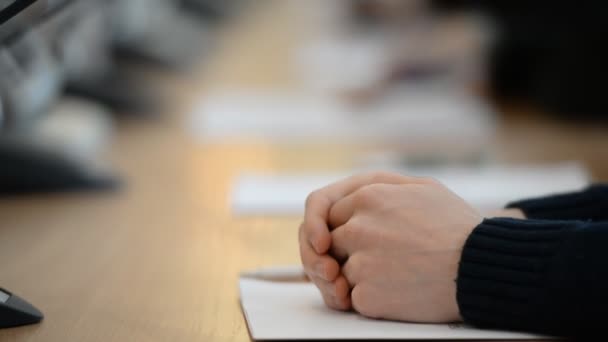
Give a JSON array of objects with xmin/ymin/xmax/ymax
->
[
  {"xmin": 484, "ymin": 208, "xmax": 526, "ymax": 219},
  {"xmin": 450, "ymin": 216, "xmax": 482, "ymax": 323}
]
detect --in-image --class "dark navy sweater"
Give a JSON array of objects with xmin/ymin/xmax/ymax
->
[{"xmin": 457, "ymin": 184, "xmax": 608, "ymax": 338}]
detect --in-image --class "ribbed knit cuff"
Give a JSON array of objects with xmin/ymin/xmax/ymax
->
[
  {"xmin": 456, "ymin": 218, "xmax": 583, "ymax": 335},
  {"xmin": 505, "ymin": 184, "xmax": 608, "ymax": 221}
]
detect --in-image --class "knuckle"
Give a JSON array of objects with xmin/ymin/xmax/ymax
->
[
  {"xmin": 299, "ymin": 222, "xmax": 316, "ymax": 251},
  {"xmin": 334, "ymin": 276, "xmax": 350, "ymax": 299},
  {"xmin": 321, "ymin": 295, "xmax": 334, "ymax": 309},
  {"xmin": 351, "ymin": 285, "xmax": 380, "ymax": 319},
  {"xmin": 350, "ymin": 286, "xmax": 365, "ymax": 311},
  {"xmin": 298, "ymin": 239, "xmax": 305, "ymax": 260},
  {"xmin": 298, "ymin": 221, "xmax": 306, "ymax": 239},
  {"xmin": 369, "ymin": 171, "xmax": 395, "ymax": 183},
  {"xmin": 332, "ymin": 226, "xmax": 351, "ymax": 252},
  {"xmin": 319, "ymin": 290, "xmax": 337, "ymax": 309},
  {"xmin": 343, "ymin": 253, "xmax": 363, "ymax": 284},
  {"xmin": 312, "ymin": 277, "xmax": 330, "ymax": 294},
  {"xmin": 305, "ymin": 190, "xmax": 322, "ymax": 208},
  {"xmin": 353, "ymin": 184, "xmax": 381, "ymax": 207},
  {"xmin": 299, "ymin": 247, "xmax": 315, "ymax": 275},
  {"xmin": 348, "ymin": 252, "xmax": 364, "ymax": 271},
  {"xmin": 299, "ymin": 219, "xmax": 314, "ymax": 237},
  {"xmin": 324, "ymin": 259, "xmax": 340, "ymax": 280},
  {"xmin": 299, "ymin": 245, "xmax": 311, "ymax": 264},
  {"xmin": 342, "ymin": 220, "xmax": 364, "ymax": 240}
]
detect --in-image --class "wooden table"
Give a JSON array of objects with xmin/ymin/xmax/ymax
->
[{"xmin": 1, "ymin": 2, "xmax": 607, "ymax": 341}]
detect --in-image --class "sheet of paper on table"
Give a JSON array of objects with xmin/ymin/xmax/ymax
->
[
  {"xmin": 189, "ymin": 87, "xmax": 495, "ymax": 146},
  {"xmin": 239, "ymin": 266, "xmax": 548, "ymax": 340},
  {"xmin": 231, "ymin": 162, "xmax": 589, "ymax": 215}
]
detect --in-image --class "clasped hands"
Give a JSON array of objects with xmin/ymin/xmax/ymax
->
[{"xmin": 299, "ymin": 172, "xmax": 524, "ymax": 323}]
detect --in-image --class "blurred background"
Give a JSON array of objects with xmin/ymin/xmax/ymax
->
[
  {"xmin": 2, "ymin": 0, "xmax": 607, "ymax": 198},
  {"xmin": 1, "ymin": 1, "xmax": 608, "ymax": 339}
]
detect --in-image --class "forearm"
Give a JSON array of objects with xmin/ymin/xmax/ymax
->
[
  {"xmin": 457, "ymin": 218, "xmax": 608, "ymax": 337},
  {"xmin": 506, "ymin": 184, "xmax": 608, "ymax": 221}
]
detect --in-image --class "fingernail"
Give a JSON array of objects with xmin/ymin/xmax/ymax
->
[
  {"xmin": 309, "ymin": 236, "xmax": 322, "ymax": 254},
  {"xmin": 328, "ymin": 284, "xmax": 337, "ymax": 297},
  {"xmin": 333, "ymin": 293, "xmax": 343, "ymax": 308},
  {"xmin": 315, "ymin": 262, "xmax": 327, "ymax": 280}
]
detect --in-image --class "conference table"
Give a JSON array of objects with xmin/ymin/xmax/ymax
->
[{"xmin": 1, "ymin": 2, "xmax": 607, "ymax": 341}]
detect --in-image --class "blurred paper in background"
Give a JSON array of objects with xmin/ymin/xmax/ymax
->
[
  {"xmin": 191, "ymin": 86, "xmax": 495, "ymax": 148},
  {"xmin": 231, "ymin": 163, "xmax": 589, "ymax": 216}
]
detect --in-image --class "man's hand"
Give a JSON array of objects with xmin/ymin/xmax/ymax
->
[
  {"xmin": 328, "ymin": 176, "xmax": 483, "ymax": 323},
  {"xmin": 485, "ymin": 208, "xmax": 526, "ymax": 219},
  {"xmin": 298, "ymin": 172, "xmax": 431, "ymax": 311}
]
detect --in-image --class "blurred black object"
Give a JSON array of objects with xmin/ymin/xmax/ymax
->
[
  {"xmin": 432, "ymin": 1, "xmax": 608, "ymax": 120},
  {"xmin": 0, "ymin": 288, "xmax": 43, "ymax": 329},
  {"xmin": 0, "ymin": 137, "xmax": 118, "ymax": 195},
  {"xmin": 65, "ymin": 73, "xmax": 162, "ymax": 116}
]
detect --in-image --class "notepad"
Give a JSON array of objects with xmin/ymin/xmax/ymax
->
[
  {"xmin": 239, "ymin": 266, "xmax": 548, "ymax": 340},
  {"xmin": 231, "ymin": 163, "xmax": 589, "ymax": 216}
]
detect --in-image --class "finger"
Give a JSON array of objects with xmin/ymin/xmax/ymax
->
[
  {"xmin": 305, "ymin": 172, "xmax": 418, "ymax": 254},
  {"xmin": 330, "ymin": 220, "xmax": 364, "ymax": 262},
  {"xmin": 306, "ymin": 172, "xmax": 432, "ymax": 254},
  {"xmin": 328, "ymin": 191, "xmax": 356, "ymax": 230},
  {"xmin": 312, "ymin": 276, "xmax": 340, "ymax": 309},
  {"xmin": 328, "ymin": 174, "xmax": 429, "ymax": 229},
  {"xmin": 342, "ymin": 254, "xmax": 362, "ymax": 288},
  {"xmin": 311, "ymin": 275, "xmax": 351, "ymax": 311},
  {"xmin": 300, "ymin": 227, "xmax": 340, "ymax": 282},
  {"xmin": 330, "ymin": 230, "xmax": 350, "ymax": 263},
  {"xmin": 334, "ymin": 275, "xmax": 352, "ymax": 310},
  {"xmin": 303, "ymin": 191, "xmax": 333, "ymax": 254}
]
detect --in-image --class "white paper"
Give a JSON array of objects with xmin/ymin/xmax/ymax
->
[
  {"xmin": 231, "ymin": 163, "xmax": 589, "ymax": 215},
  {"xmin": 189, "ymin": 87, "xmax": 495, "ymax": 145},
  {"xmin": 239, "ymin": 269, "xmax": 547, "ymax": 340}
]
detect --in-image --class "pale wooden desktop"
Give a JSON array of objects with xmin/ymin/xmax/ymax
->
[{"xmin": 1, "ymin": 2, "xmax": 607, "ymax": 342}]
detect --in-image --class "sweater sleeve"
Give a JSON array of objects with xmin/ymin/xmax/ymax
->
[
  {"xmin": 505, "ymin": 184, "xmax": 608, "ymax": 221},
  {"xmin": 457, "ymin": 217, "xmax": 608, "ymax": 338}
]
